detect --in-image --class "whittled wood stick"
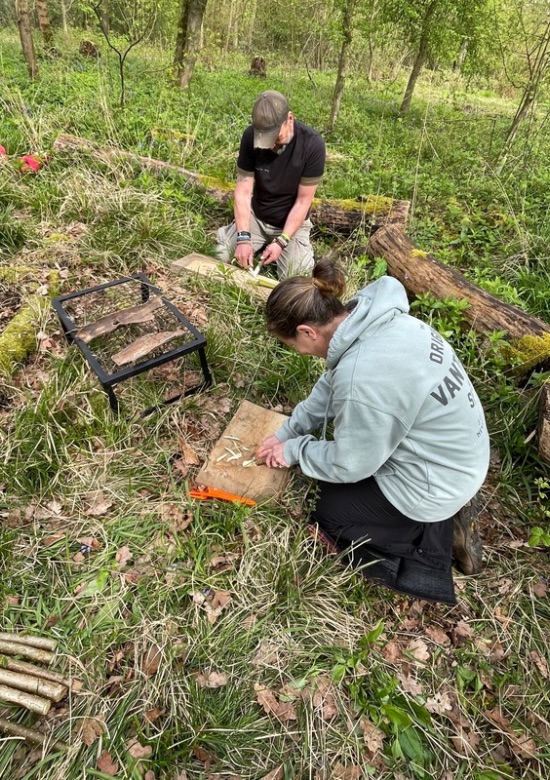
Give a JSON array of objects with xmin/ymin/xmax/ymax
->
[
  {"xmin": 0, "ymin": 640, "xmax": 54, "ymax": 664},
  {"xmin": 0, "ymin": 669, "xmax": 66, "ymax": 702},
  {"xmin": 0, "ymin": 633, "xmax": 57, "ymax": 652},
  {"xmin": 0, "ymin": 716, "xmax": 67, "ymax": 749},
  {"xmin": 0, "ymin": 657, "xmax": 76, "ymax": 689},
  {"xmin": 0, "ymin": 684, "xmax": 51, "ymax": 715}
]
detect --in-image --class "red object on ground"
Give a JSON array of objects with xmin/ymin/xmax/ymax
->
[
  {"xmin": 0, "ymin": 145, "xmax": 7, "ymax": 156},
  {"xmin": 20, "ymin": 154, "xmax": 43, "ymax": 173}
]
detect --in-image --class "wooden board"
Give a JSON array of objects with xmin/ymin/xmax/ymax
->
[
  {"xmin": 170, "ymin": 253, "xmax": 275, "ymax": 301},
  {"xmin": 196, "ymin": 400, "xmax": 290, "ymax": 501}
]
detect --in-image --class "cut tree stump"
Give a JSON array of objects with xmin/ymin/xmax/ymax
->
[
  {"xmin": 195, "ymin": 400, "xmax": 290, "ymax": 501},
  {"xmin": 368, "ymin": 225, "xmax": 550, "ymax": 372},
  {"xmin": 52, "ymin": 134, "xmax": 410, "ymax": 234},
  {"xmin": 538, "ymin": 382, "xmax": 550, "ymax": 464}
]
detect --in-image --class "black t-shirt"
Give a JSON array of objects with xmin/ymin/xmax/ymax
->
[{"xmin": 237, "ymin": 120, "xmax": 325, "ymax": 228}]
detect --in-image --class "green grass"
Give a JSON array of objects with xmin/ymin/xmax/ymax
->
[{"xmin": 1, "ymin": 27, "xmax": 549, "ymax": 780}]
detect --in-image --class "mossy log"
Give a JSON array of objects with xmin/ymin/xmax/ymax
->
[
  {"xmin": 368, "ymin": 225, "xmax": 550, "ymax": 374},
  {"xmin": 0, "ymin": 270, "xmax": 59, "ymax": 379},
  {"xmin": 538, "ymin": 382, "xmax": 550, "ymax": 464},
  {"xmin": 52, "ymin": 133, "xmax": 410, "ymax": 233}
]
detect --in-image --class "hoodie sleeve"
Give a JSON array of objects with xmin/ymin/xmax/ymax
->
[
  {"xmin": 276, "ymin": 372, "xmax": 333, "ymax": 442},
  {"xmin": 282, "ymin": 397, "xmax": 407, "ymax": 483}
]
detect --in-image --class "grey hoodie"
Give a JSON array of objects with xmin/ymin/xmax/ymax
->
[{"xmin": 277, "ymin": 276, "xmax": 490, "ymax": 522}]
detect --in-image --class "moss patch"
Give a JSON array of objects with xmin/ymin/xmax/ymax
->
[
  {"xmin": 503, "ymin": 332, "xmax": 550, "ymax": 373},
  {"xmin": 0, "ymin": 270, "xmax": 60, "ymax": 379}
]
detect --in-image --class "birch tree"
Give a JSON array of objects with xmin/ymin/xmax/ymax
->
[{"xmin": 327, "ymin": 0, "xmax": 360, "ymax": 132}]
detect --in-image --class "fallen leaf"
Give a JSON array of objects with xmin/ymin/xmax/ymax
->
[
  {"xmin": 242, "ymin": 613, "xmax": 257, "ymax": 630},
  {"xmin": 87, "ymin": 492, "xmax": 113, "ymax": 517},
  {"xmin": 332, "ymin": 762, "xmax": 363, "ymax": 779},
  {"xmin": 451, "ymin": 727, "xmax": 481, "ymax": 756},
  {"xmin": 144, "ymin": 772, "xmax": 156, "ymax": 780},
  {"xmin": 142, "ymin": 645, "xmax": 162, "ymax": 677},
  {"xmin": 425, "ymin": 691, "xmax": 454, "ymax": 715},
  {"xmin": 97, "ymin": 749, "xmax": 119, "ymax": 776},
  {"xmin": 144, "ymin": 707, "xmax": 163, "ymax": 723},
  {"xmin": 485, "ymin": 707, "xmax": 512, "ymax": 731},
  {"xmin": 381, "ymin": 639, "xmax": 402, "ymax": 662},
  {"xmin": 254, "ymin": 683, "xmax": 297, "ymax": 722},
  {"xmin": 512, "ymin": 733, "xmax": 537, "ymax": 759},
  {"xmin": 126, "ymin": 738, "xmax": 152, "ymax": 759},
  {"xmin": 424, "ymin": 626, "xmax": 450, "ymax": 646},
  {"xmin": 397, "ymin": 672, "xmax": 423, "ymax": 696},
  {"xmin": 172, "ymin": 457, "xmax": 190, "ymax": 477},
  {"xmin": 196, "ymin": 671, "xmax": 228, "ymax": 688},
  {"xmin": 252, "ymin": 640, "xmax": 279, "ymax": 667},
  {"xmin": 81, "ymin": 715, "xmax": 105, "ymax": 746},
  {"xmin": 259, "ymin": 768, "xmax": 283, "ymax": 780},
  {"xmin": 450, "ymin": 620, "xmax": 474, "ymax": 645},
  {"xmin": 360, "ymin": 716, "xmax": 385, "ymax": 756},
  {"xmin": 532, "ymin": 578, "xmax": 547, "ymax": 598},
  {"xmin": 179, "ymin": 438, "xmax": 200, "ymax": 466},
  {"xmin": 192, "ymin": 746, "xmax": 216, "ymax": 769},
  {"xmin": 42, "ymin": 534, "xmax": 65, "ymax": 547},
  {"xmin": 405, "ymin": 639, "xmax": 430, "ymax": 662},
  {"xmin": 311, "ymin": 675, "xmax": 338, "ymax": 720},
  {"xmin": 115, "ymin": 546, "xmax": 133, "ymax": 568},
  {"xmin": 529, "ymin": 650, "xmax": 549, "ymax": 679}
]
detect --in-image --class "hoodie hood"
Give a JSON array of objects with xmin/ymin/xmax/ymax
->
[{"xmin": 326, "ymin": 276, "xmax": 410, "ymax": 369}]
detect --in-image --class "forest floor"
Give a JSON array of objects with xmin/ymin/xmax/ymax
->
[{"xmin": 1, "ymin": 29, "xmax": 549, "ymax": 780}]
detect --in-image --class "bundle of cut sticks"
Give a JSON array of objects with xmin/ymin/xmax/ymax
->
[{"xmin": 0, "ymin": 632, "xmax": 76, "ymax": 748}]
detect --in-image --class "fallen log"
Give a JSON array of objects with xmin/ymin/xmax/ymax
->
[
  {"xmin": 538, "ymin": 382, "xmax": 550, "ymax": 464},
  {"xmin": 52, "ymin": 133, "xmax": 410, "ymax": 233},
  {"xmin": 368, "ymin": 225, "xmax": 550, "ymax": 373}
]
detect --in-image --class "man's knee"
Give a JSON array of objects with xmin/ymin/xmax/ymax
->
[{"xmin": 216, "ymin": 223, "xmax": 236, "ymax": 263}]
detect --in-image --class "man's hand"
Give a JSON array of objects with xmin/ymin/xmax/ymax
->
[
  {"xmin": 234, "ymin": 242, "xmax": 253, "ymax": 269},
  {"xmin": 256, "ymin": 435, "xmax": 288, "ymax": 469},
  {"xmin": 260, "ymin": 240, "xmax": 284, "ymax": 266}
]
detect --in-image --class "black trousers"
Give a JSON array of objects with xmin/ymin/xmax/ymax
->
[{"xmin": 310, "ymin": 477, "xmax": 456, "ymax": 605}]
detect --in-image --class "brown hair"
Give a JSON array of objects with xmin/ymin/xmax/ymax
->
[{"xmin": 265, "ymin": 259, "xmax": 347, "ymax": 339}]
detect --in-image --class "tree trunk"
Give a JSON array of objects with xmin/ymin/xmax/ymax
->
[
  {"xmin": 453, "ymin": 38, "xmax": 468, "ymax": 73},
  {"xmin": 368, "ymin": 225, "xmax": 550, "ymax": 355},
  {"xmin": 36, "ymin": 0, "xmax": 53, "ymax": 46},
  {"xmin": 175, "ymin": 0, "xmax": 208, "ymax": 87},
  {"xmin": 16, "ymin": 0, "xmax": 39, "ymax": 79},
  {"xmin": 327, "ymin": 0, "xmax": 357, "ymax": 133},
  {"xmin": 174, "ymin": 0, "xmax": 190, "ymax": 71},
  {"xmin": 61, "ymin": 0, "xmax": 68, "ymax": 33},
  {"xmin": 538, "ymin": 382, "xmax": 550, "ymax": 464},
  {"xmin": 400, "ymin": 0, "xmax": 437, "ymax": 115}
]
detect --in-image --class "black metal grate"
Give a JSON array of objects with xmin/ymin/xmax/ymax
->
[{"xmin": 52, "ymin": 273, "xmax": 212, "ymax": 413}]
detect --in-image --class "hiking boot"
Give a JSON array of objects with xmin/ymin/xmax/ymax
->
[{"xmin": 452, "ymin": 498, "xmax": 483, "ymax": 575}]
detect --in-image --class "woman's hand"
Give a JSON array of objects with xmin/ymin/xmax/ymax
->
[{"xmin": 256, "ymin": 436, "xmax": 288, "ymax": 469}]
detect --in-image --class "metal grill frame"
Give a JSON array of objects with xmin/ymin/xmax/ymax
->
[{"xmin": 52, "ymin": 272, "xmax": 212, "ymax": 414}]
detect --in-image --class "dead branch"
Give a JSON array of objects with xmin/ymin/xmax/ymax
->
[
  {"xmin": 0, "ymin": 684, "xmax": 51, "ymax": 715},
  {"xmin": 0, "ymin": 657, "xmax": 79, "ymax": 690},
  {"xmin": 0, "ymin": 716, "xmax": 67, "ymax": 749},
  {"xmin": 0, "ymin": 669, "xmax": 67, "ymax": 702},
  {"xmin": 76, "ymin": 295, "xmax": 163, "ymax": 343},
  {"xmin": 0, "ymin": 640, "xmax": 55, "ymax": 665},
  {"xmin": 0, "ymin": 634, "xmax": 57, "ymax": 652}
]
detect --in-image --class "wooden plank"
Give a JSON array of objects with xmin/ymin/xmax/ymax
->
[
  {"xmin": 196, "ymin": 400, "xmax": 290, "ymax": 501},
  {"xmin": 171, "ymin": 253, "xmax": 276, "ymax": 301},
  {"xmin": 77, "ymin": 295, "xmax": 163, "ymax": 343}
]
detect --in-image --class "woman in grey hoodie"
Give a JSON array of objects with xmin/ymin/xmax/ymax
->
[{"xmin": 257, "ymin": 259, "xmax": 490, "ymax": 605}]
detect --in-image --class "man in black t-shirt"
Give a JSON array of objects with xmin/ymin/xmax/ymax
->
[{"xmin": 216, "ymin": 90, "xmax": 326, "ymax": 278}]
